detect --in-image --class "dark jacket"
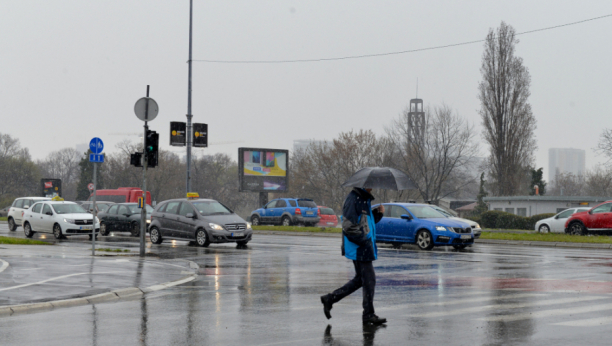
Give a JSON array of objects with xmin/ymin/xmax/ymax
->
[{"xmin": 341, "ymin": 188, "xmax": 383, "ymax": 261}]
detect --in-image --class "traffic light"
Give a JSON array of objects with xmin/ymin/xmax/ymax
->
[
  {"xmin": 145, "ymin": 130, "xmax": 159, "ymax": 168},
  {"xmin": 130, "ymin": 152, "xmax": 142, "ymax": 167}
]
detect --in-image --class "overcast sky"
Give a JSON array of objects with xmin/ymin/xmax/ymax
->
[{"xmin": 2, "ymin": 1, "xmax": 612, "ymax": 177}]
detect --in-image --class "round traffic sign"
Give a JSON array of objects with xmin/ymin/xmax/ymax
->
[
  {"xmin": 88, "ymin": 183, "xmax": 94, "ymax": 191},
  {"xmin": 89, "ymin": 137, "xmax": 104, "ymax": 154},
  {"xmin": 134, "ymin": 97, "xmax": 159, "ymax": 122}
]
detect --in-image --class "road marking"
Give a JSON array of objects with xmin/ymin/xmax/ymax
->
[
  {"xmin": 0, "ymin": 259, "xmax": 8, "ymax": 273},
  {"xmin": 407, "ymin": 296, "xmax": 608, "ymax": 319},
  {"xmin": 480, "ymin": 302, "xmax": 612, "ymax": 322},
  {"xmin": 554, "ymin": 315, "xmax": 612, "ymax": 327},
  {"xmin": 375, "ymin": 293, "xmax": 545, "ymax": 313},
  {"xmin": 0, "ymin": 271, "xmax": 121, "ymax": 292}
]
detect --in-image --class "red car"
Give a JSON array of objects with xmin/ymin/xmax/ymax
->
[
  {"xmin": 565, "ymin": 201, "xmax": 612, "ymax": 235},
  {"xmin": 317, "ymin": 206, "xmax": 338, "ymax": 227}
]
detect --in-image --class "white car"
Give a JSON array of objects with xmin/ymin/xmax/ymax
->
[
  {"xmin": 22, "ymin": 201, "xmax": 100, "ymax": 239},
  {"xmin": 535, "ymin": 208, "xmax": 590, "ymax": 233},
  {"xmin": 7, "ymin": 197, "xmax": 51, "ymax": 231},
  {"xmin": 430, "ymin": 205, "xmax": 482, "ymax": 239}
]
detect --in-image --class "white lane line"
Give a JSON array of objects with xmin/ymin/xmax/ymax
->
[
  {"xmin": 0, "ymin": 271, "xmax": 121, "ymax": 292},
  {"xmin": 0, "ymin": 259, "xmax": 8, "ymax": 273},
  {"xmin": 554, "ymin": 315, "xmax": 612, "ymax": 327},
  {"xmin": 481, "ymin": 302, "xmax": 612, "ymax": 322},
  {"xmin": 408, "ymin": 296, "xmax": 608, "ymax": 319},
  {"xmin": 374, "ymin": 293, "xmax": 545, "ymax": 313}
]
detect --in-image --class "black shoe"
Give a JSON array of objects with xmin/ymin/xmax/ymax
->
[
  {"xmin": 362, "ymin": 314, "xmax": 387, "ymax": 325},
  {"xmin": 320, "ymin": 295, "xmax": 333, "ymax": 319}
]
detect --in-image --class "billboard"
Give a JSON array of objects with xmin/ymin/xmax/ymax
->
[
  {"xmin": 193, "ymin": 123, "xmax": 208, "ymax": 148},
  {"xmin": 41, "ymin": 178, "xmax": 62, "ymax": 198},
  {"xmin": 170, "ymin": 122, "xmax": 186, "ymax": 146},
  {"xmin": 238, "ymin": 148, "xmax": 289, "ymax": 192}
]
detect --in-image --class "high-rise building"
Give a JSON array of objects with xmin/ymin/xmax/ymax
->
[{"xmin": 548, "ymin": 148, "xmax": 586, "ymax": 184}]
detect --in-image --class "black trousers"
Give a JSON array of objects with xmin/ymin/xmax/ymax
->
[{"xmin": 329, "ymin": 260, "xmax": 376, "ymax": 317}]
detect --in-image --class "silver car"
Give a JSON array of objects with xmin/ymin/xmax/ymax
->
[{"xmin": 430, "ymin": 205, "xmax": 482, "ymax": 239}]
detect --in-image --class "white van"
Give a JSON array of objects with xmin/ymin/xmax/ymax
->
[{"xmin": 7, "ymin": 197, "xmax": 51, "ymax": 231}]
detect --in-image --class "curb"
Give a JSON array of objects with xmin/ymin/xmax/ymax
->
[
  {"xmin": 0, "ymin": 260, "xmax": 199, "ymax": 317},
  {"xmin": 253, "ymin": 230, "xmax": 340, "ymax": 238}
]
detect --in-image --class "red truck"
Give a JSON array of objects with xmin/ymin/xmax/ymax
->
[{"xmin": 89, "ymin": 187, "xmax": 152, "ymax": 205}]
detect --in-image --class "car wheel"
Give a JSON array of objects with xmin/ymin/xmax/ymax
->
[
  {"xmin": 281, "ymin": 216, "xmax": 291, "ymax": 227},
  {"xmin": 150, "ymin": 227, "xmax": 163, "ymax": 244},
  {"xmin": 53, "ymin": 224, "xmax": 63, "ymax": 239},
  {"xmin": 99, "ymin": 222, "xmax": 109, "ymax": 236},
  {"xmin": 251, "ymin": 216, "xmax": 260, "ymax": 226},
  {"xmin": 237, "ymin": 241, "xmax": 249, "ymax": 246},
  {"xmin": 569, "ymin": 222, "xmax": 587, "ymax": 236},
  {"xmin": 23, "ymin": 222, "xmax": 34, "ymax": 238},
  {"xmin": 416, "ymin": 230, "xmax": 434, "ymax": 251},
  {"xmin": 131, "ymin": 222, "xmax": 140, "ymax": 237},
  {"xmin": 8, "ymin": 217, "xmax": 17, "ymax": 231},
  {"xmin": 452, "ymin": 244, "xmax": 468, "ymax": 250},
  {"xmin": 538, "ymin": 225, "xmax": 550, "ymax": 233},
  {"xmin": 196, "ymin": 229, "xmax": 210, "ymax": 247}
]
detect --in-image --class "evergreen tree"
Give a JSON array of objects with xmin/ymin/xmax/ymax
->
[
  {"xmin": 475, "ymin": 172, "xmax": 488, "ymax": 215},
  {"xmin": 75, "ymin": 150, "xmax": 103, "ymax": 200},
  {"xmin": 530, "ymin": 167, "xmax": 547, "ymax": 196}
]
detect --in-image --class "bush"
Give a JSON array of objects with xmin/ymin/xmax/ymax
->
[
  {"xmin": 479, "ymin": 211, "xmax": 556, "ymax": 230},
  {"xmin": 465, "ymin": 216, "xmax": 481, "ymax": 225}
]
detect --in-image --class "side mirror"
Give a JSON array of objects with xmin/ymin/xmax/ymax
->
[
  {"xmin": 46, "ymin": 211, "xmax": 53, "ymax": 216},
  {"xmin": 186, "ymin": 213, "xmax": 195, "ymax": 219},
  {"xmin": 401, "ymin": 214, "xmax": 412, "ymax": 220},
  {"xmin": 24, "ymin": 205, "xmax": 30, "ymax": 209}
]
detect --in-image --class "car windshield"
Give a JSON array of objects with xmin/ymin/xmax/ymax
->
[
  {"xmin": 191, "ymin": 201, "xmax": 232, "ymax": 216},
  {"xmin": 432, "ymin": 207, "xmax": 452, "ymax": 217},
  {"xmin": 127, "ymin": 204, "xmax": 154, "ymax": 214},
  {"xmin": 405, "ymin": 206, "xmax": 447, "ymax": 219},
  {"xmin": 52, "ymin": 204, "xmax": 87, "ymax": 214},
  {"xmin": 98, "ymin": 204, "xmax": 113, "ymax": 212},
  {"xmin": 320, "ymin": 208, "xmax": 335, "ymax": 215},
  {"xmin": 298, "ymin": 200, "xmax": 317, "ymax": 208}
]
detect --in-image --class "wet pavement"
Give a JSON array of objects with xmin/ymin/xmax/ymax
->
[{"xmin": 2, "ymin": 223, "xmax": 612, "ymax": 345}]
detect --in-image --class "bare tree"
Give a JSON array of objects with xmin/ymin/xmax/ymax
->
[
  {"xmin": 479, "ymin": 22, "xmax": 537, "ymax": 196},
  {"xmin": 37, "ymin": 148, "xmax": 82, "ymax": 200},
  {"xmin": 584, "ymin": 166, "xmax": 612, "ymax": 197},
  {"xmin": 0, "ymin": 133, "xmax": 40, "ymax": 205},
  {"xmin": 386, "ymin": 104, "xmax": 479, "ymax": 202},
  {"xmin": 595, "ymin": 129, "xmax": 612, "ymax": 166},
  {"xmin": 548, "ymin": 172, "xmax": 585, "ymax": 196}
]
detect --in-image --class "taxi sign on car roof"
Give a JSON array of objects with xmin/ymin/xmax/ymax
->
[
  {"xmin": 186, "ymin": 192, "xmax": 199, "ymax": 200},
  {"xmin": 51, "ymin": 196, "xmax": 64, "ymax": 201}
]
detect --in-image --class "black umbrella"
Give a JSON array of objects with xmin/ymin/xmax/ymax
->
[{"xmin": 341, "ymin": 167, "xmax": 417, "ymax": 191}]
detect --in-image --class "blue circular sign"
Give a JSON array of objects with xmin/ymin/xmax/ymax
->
[{"xmin": 89, "ymin": 137, "xmax": 104, "ymax": 154}]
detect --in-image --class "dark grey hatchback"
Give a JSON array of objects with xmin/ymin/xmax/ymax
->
[{"xmin": 149, "ymin": 198, "xmax": 252, "ymax": 247}]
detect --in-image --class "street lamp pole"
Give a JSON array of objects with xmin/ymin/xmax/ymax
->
[{"xmin": 186, "ymin": 0, "xmax": 193, "ymax": 193}]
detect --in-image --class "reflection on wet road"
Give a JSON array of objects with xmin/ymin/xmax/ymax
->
[{"xmin": 2, "ymin": 224, "xmax": 612, "ymax": 345}]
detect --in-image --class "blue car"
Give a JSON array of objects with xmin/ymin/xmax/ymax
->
[
  {"xmin": 374, "ymin": 203, "xmax": 474, "ymax": 250},
  {"xmin": 250, "ymin": 198, "xmax": 320, "ymax": 226}
]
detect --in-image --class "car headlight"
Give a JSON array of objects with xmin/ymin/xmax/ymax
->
[
  {"xmin": 64, "ymin": 219, "xmax": 75, "ymax": 224},
  {"xmin": 435, "ymin": 226, "xmax": 447, "ymax": 231},
  {"xmin": 209, "ymin": 223, "xmax": 224, "ymax": 231},
  {"xmin": 476, "ymin": 223, "xmax": 481, "ymax": 229},
  {"xmin": 146, "ymin": 219, "xmax": 151, "ymax": 224},
  {"xmin": 246, "ymin": 222, "xmax": 252, "ymax": 230}
]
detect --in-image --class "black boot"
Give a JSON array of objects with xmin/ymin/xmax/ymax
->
[
  {"xmin": 320, "ymin": 295, "xmax": 333, "ymax": 319},
  {"xmin": 362, "ymin": 314, "xmax": 387, "ymax": 325}
]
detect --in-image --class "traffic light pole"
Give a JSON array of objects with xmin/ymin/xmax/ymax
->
[
  {"xmin": 140, "ymin": 86, "xmax": 149, "ymax": 258},
  {"xmin": 186, "ymin": 0, "xmax": 193, "ymax": 194}
]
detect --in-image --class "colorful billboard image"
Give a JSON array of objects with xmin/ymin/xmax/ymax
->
[{"xmin": 239, "ymin": 148, "xmax": 289, "ymax": 192}]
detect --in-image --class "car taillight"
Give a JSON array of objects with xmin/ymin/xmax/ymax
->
[
  {"xmin": 296, "ymin": 208, "xmax": 301, "ymax": 215},
  {"xmin": 22, "ymin": 211, "xmax": 24, "ymax": 217}
]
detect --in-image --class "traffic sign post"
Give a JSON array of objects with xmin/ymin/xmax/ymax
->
[{"xmin": 88, "ymin": 137, "xmax": 104, "ymax": 257}]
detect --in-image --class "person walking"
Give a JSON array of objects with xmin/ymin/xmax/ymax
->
[{"xmin": 320, "ymin": 187, "xmax": 387, "ymax": 325}]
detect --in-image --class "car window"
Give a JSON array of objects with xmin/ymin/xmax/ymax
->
[
  {"xmin": 383, "ymin": 205, "xmax": 396, "ymax": 218},
  {"xmin": 42, "ymin": 204, "xmax": 53, "ymax": 215},
  {"xmin": 266, "ymin": 200, "xmax": 277, "ymax": 209},
  {"xmin": 178, "ymin": 203, "xmax": 195, "ymax": 217},
  {"xmin": 14, "ymin": 199, "xmax": 24, "ymax": 208},
  {"xmin": 23, "ymin": 200, "xmax": 33, "ymax": 209},
  {"xmin": 192, "ymin": 201, "xmax": 232, "ymax": 216},
  {"xmin": 433, "ymin": 207, "xmax": 452, "ymax": 217},
  {"xmin": 390, "ymin": 206, "xmax": 408, "ymax": 218},
  {"xmin": 557, "ymin": 209, "xmax": 575, "ymax": 219},
  {"xmin": 31, "ymin": 203, "xmax": 42, "ymax": 213},
  {"xmin": 592, "ymin": 203, "xmax": 612, "ymax": 214},
  {"xmin": 98, "ymin": 204, "xmax": 113, "ymax": 213},
  {"xmin": 128, "ymin": 204, "xmax": 153, "ymax": 213},
  {"xmin": 320, "ymin": 208, "xmax": 335, "ymax": 215},
  {"xmin": 288, "ymin": 200, "xmax": 297, "ymax": 207},
  {"xmin": 119, "ymin": 206, "xmax": 130, "ymax": 215},
  {"xmin": 156, "ymin": 203, "xmax": 167, "ymax": 212},
  {"xmin": 297, "ymin": 200, "xmax": 317, "ymax": 208},
  {"xmin": 165, "ymin": 201, "xmax": 181, "ymax": 215},
  {"xmin": 276, "ymin": 200, "xmax": 287, "ymax": 208},
  {"xmin": 405, "ymin": 206, "xmax": 446, "ymax": 219},
  {"xmin": 52, "ymin": 204, "xmax": 87, "ymax": 214},
  {"xmin": 107, "ymin": 205, "xmax": 118, "ymax": 214}
]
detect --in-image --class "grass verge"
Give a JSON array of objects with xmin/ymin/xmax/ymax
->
[
  {"xmin": 480, "ymin": 232, "xmax": 612, "ymax": 244},
  {"xmin": 0, "ymin": 236, "xmax": 51, "ymax": 245},
  {"xmin": 0, "ymin": 217, "xmax": 7, "ymax": 221},
  {"xmin": 96, "ymin": 248, "xmax": 131, "ymax": 253},
  {"xmin": 253, "ymin": 225, "xmax": 341, "ymax": 233}
]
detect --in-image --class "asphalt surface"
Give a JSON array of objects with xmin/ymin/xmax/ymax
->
[{"xmin": 2, "ymin": 224, "xmax": 612, "ymax": 345}]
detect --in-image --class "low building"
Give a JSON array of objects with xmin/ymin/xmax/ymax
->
[
  {"xmin": 482, "ymin": 196, "xmax": 610, "ymax": 217},
  {"xmin": 455, "ymin": 202, "xmax": 477, "ymax": 218}
]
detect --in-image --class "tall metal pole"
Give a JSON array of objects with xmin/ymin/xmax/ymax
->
[
  {"xmin": 140, "ymin": 85, "xmax": 149, "ymax": 257},
  {"xmin": 91, "ymin": 162, "xmax": 97, "ymax": 256},
  {"xmin": 186, "ymin": 0, "xmax": 193, "ymax": 193}
]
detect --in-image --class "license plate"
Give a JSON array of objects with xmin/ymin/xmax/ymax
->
[
  {"xmin": 80, "ymin": 226, "xmax": 92, "ymax": 230},
  {"xmin": 460, "ymin": 235, "xmax": 471, "ymax": 240},
  {"xmin": 306, "ymin": 211, "xmax": 313, "ymax": 215},
  {"xmin": 232, "ymin": 232, "xmax": 243, "ymax": 237},
  {"xmin": 327, "ymin": 222, "xmax": 334, "ymax": 225}
]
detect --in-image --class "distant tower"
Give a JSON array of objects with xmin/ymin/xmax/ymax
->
[{"xmin": 407, "ymin": 98, "xmax": 425, "ymax": 143}]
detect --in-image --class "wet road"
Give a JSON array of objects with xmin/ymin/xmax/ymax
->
[{"xmin": 2, "ymin": 224, "xmax": 612, "ymax": 345}]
